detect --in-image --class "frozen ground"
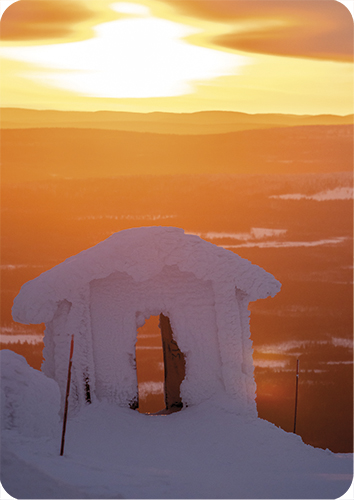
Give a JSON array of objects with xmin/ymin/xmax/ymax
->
[{"xmin": 1, "ymin": 350, "xmax": 353, "ymax": 499}]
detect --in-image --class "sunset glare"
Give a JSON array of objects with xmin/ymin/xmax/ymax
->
[
  {"xmin": 0, "ymin": 0, "xmax": 353, "ymax": 113},
  {"xmin": 1, "ymin": 3, "xmax": 247, "ymax": 99}
]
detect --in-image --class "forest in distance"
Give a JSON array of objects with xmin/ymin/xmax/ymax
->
[{"xmin": 0, "ymin": 108, "xmax": 353, "ymax": 454}]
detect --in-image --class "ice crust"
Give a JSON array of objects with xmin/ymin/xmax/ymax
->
[{"xmin": 12, "ymin": 227, "xmax": 281, "ymax": 413}]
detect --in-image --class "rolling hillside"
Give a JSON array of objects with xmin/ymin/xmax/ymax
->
[
  {"xmin": 1, "ymin": 108, "xmax": 353, "ymax": 134},
  {"xmin": 1, "ymin": 124, "xmax": 352, "ymax": 182}
]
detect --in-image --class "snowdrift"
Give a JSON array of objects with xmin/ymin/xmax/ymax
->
[
  {"xmin": 1, "ymin": 350, "xmax": 60, "ymax": 438},
  {"xmin": 1, "ymin": 350, "xmax": 353, "ymax": 499}
]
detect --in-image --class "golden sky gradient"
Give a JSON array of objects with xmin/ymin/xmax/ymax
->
[{"xmin": 0, "ymin": 0, "xmax": 353, "ymax": 114}]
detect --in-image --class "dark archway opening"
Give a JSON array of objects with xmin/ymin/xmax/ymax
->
[
  {"xmin": 135, "ymin": 314, "xmax": 185, "ymax": 414},
  {"xmin": 136, "ymin": 315, "xmax": 165, "ymax": 413}
]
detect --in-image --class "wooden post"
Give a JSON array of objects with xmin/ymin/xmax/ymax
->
[
  {"xmin": 60, "ymin": 334, "xmax": 74, "ymax": 456},
  {"xmin": 293, "ymin": 359, "xmax": 299, "ymax": 434}
]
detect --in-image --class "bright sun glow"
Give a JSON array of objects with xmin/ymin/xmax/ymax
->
[
  {"xmin": 0, "ymin": 0, "xmax": 352, "ymax": 113},
  {"xmin": 112, "ymin": 2, "xmax": 150, "ymax": 16},
  {"xmin": 0, "ymin": 2, "xmax": 248, "ymax": 99}
]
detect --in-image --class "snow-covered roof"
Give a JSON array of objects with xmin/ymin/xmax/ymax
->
[{"xmin": 12, "ymin": 227, "xmax": 281, "ymax": 325}]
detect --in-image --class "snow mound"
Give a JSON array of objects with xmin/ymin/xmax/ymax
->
[
  {"xmin": 0, "ymin": 350, "xmax": 60, "ymax": 438},
  {"xmin": 0, "ymin": 351, "xmax": 352, "ymax": 499},
  {"xmin": 1, "ymin": 442, "xmax": 94, "ymax": 500},
  {"xmin": 1, "ymin": 398, "xmax": 353, "ymax": 499}
]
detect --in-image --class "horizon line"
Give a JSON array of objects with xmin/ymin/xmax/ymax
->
[{"xmin": 1, "ymin": 106, "xmax": 353, "ymax": 118}]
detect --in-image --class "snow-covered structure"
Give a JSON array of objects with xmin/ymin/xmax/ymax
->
[{"xmin": 12, "ymin": 227, "xmax": 280, "ymax": 415}]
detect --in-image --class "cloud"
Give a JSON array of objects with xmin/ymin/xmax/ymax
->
[
  {"xmin": 0, "ymin": 0, "xmax": 98, "ymax": 42},
  {"xmin": 2, "ymin": 1, "xmax": 352, "ymax": 61},
  {"xmin": 161, "ymin": 0, "xmax": 353, "ymax": 62}
]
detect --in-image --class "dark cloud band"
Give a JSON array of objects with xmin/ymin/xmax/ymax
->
[
  {"xmin": 0, "ymin": 0, "xmax": 96, "ymax": 41},
  {"xmin": 161, "ymin": 0, "xmax": 353, "ymax": 62}
]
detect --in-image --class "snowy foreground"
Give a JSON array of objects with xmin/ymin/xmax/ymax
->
[{"xmin": 1, "ymin": 351, "xmax": 353, "ymax": 499}]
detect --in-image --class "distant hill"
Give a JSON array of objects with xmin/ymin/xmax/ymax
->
[
  {"xmin": 1, "ymin": 124, "xmax": 352, "ymax": 182},
  {"xmin": 1, "ymin": 108, "xmax": 353, "ymax": 135}
]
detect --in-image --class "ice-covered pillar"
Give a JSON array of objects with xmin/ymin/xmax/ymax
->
[
  {"xmin": 235, "ymin": 288, "xmax": 257, "ymax": 415},
  {"xmin": 54, "ymin": 289, "xmax": 96, "ymax": 413},
  {"xmin": 160, "ymin": 313, "xmax": 185, "ymax": 410},
  {"xmin": 213, "ymin": 281, "xmax": 256, "ymax": 414}
]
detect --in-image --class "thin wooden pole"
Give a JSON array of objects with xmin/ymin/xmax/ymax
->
[
  {"xmin": 293, "ymin": 358, "xmax": 299, "ymax": 434},
  {"xmin": 60, "ymin": 334, "xmax": 74, "ymax": 456}
]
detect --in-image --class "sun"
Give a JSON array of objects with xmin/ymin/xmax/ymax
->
[
  {"xmin": 0, "ymin": 0, "xmax": 352, "ymax": 113},
  {"xmin": 0, "ymin": 1, "xmax": 248, "ymax": 99}
]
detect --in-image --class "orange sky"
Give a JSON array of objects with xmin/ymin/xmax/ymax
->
[{"xmin": 0, "ymin": 0, "xmax": 353, "ymax": 114}]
